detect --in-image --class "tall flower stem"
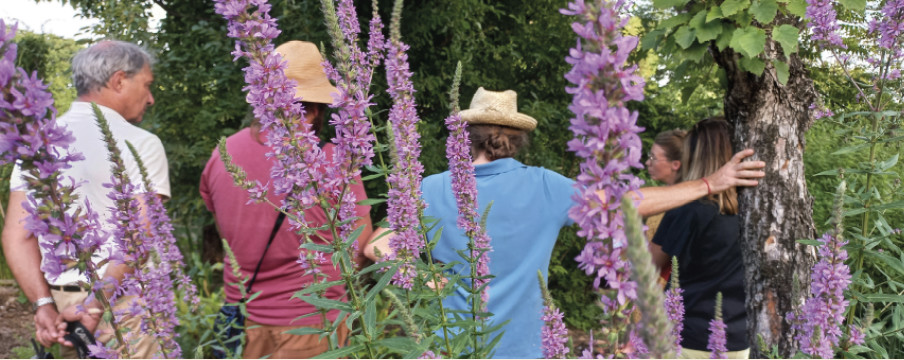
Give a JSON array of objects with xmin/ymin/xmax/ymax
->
[
  {"xmin": 561, "ymin": 0, "xmax": 646, "ymax": 356},
  {"xmin": 622, "ymin": 196, "xmax": 675, "ymax": 358}
]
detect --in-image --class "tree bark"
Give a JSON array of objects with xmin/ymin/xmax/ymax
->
[{"xmin": 711, "ymin": 19, "xmax": 818, "ymax": 358}]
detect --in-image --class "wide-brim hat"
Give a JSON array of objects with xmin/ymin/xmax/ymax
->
[
  {"xmin": 459, "ymin": 87, "xmax": 537, "ymax": 131},
  {"xmin": 274, "ymin": 41, "xmax": 338, "ymax": 104}
]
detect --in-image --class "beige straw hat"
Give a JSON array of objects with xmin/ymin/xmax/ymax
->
[
  {"xmin": 274, "ymin": 41, "xmax": 339, "ymax": 104},
  {"xmin": 460, "ymin": 87, "xmax": 537, "ymax": 131}
]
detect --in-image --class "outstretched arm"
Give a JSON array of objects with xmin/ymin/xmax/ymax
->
[{"xmin": 624, "ymin": 149, "xmax": 766, "ymax": 217}]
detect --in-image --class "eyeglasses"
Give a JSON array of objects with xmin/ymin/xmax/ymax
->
[{"xmin": 646, "ymin": 154, "xmax": 662, "ymax": 162}]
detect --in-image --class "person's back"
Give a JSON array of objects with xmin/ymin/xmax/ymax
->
[
  {"xmin": 424, "ymin": 158, "xmax": 575, "ymax": 358},
  {"xmin": 199, "ymin": 40, "xmax": 372, "ymax": 359}
]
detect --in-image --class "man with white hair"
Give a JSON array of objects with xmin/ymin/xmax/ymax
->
[{"xmin": 2, "ymin": 40, "xmax": 168, "ymax": 358}]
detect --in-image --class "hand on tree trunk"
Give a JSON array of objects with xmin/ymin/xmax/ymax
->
[{"xmin": 707, "ymin": 149, "xmax": 766, "ymax": 192}]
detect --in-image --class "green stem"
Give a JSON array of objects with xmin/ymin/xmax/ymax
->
[{"xmin": 418, "ymin": 223, "xmax": 454, "ymax": 357}]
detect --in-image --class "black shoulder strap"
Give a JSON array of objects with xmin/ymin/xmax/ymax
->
[{"xmin": 244, "ymin": 211, "xmax": 286, "ymax": 299}]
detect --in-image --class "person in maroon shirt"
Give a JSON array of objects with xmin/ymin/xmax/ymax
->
[{"xmin": 200, "ymin": 40, "xmax": 373, "ymax": 358}]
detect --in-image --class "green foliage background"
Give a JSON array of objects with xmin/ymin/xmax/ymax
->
[{"xmin": 2, "ymin": 0, "xmax": 901, "ymax": 342}]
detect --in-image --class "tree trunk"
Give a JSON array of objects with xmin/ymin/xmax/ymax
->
[{"xmin": 712, "ymin": 20, "xmax": 818, "ymax": 358}]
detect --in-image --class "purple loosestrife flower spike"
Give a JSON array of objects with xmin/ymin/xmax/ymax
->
[
  {"xmin": 869, "ymin": 0, "xmax": 904, "ymax": 54},
  {"xmin": 786, "ymin": 233, "xmax": 853, "ymax": 358},
  {"xmin": 787, "ymin": 181, "xmax": 858, "ymax": 359},
  {"xmin": 445, "ymin": 62, "xmax": 492, "ymax": 305},
  {"xmin": 665, "ymin": 256, "xmax": 685, "ymax": 356},
  {"xmin": 95, "ymin": 104, "xmax": 191, "ymax": 357},
  {"xmin": 561, "ymin": 0, "xmax": 645, "ymax": 354},
  {"xmin": 538, "ymin": 271, "xmax": 570, "ymax": 359},
  {"xmin": 214, "ymin": 0, "xmax": 337, "ymax": 281},
  {"xmin": 1, "ymin": 22, "xmax": 121, "ymax": 356},
  {"xmin": 805, "ymin": 0, "xmax": 846, "ymax": 48},
  {"xmin": 319, "ymin": 0, "xmax": 381, "ymax": 239},
  {"xmin": 383, "ymin": 0, "xmax": 427, "ymax": 289},
  {"xmin": 707, "ymin": 292, "xmax": 728, "ymax": 359}
]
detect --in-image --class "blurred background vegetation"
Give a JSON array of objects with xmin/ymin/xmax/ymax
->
[{"xmin": 2, "ymin": 0, "xmax": 901, "ymax": 350}]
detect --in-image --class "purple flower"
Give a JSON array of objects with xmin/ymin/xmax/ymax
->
[
  {"xmin": 707, "ymin": 318, "xmax": 727, "ymax": 358},
  {"xmin": 1, "ymin": 21, "xmax": 127, "ymax": 356},
  {"xmin": 805, "ymin": 0, "xmax": 846, "ymax": 48},
  {"xmin": 869, "ymin": 0, "xmax": 904, "ymax": 53},
  {"xmin": 382, "ymin": 21, "xmax": 426, "ymax": 289},
  {"xmin": 665, "ymin": 282, "xmax": 685, "ymax": 355},
  {"xmin": 418, "ymin": 350, "xmax": 438, "ymax": 359},
  {"xmin": 540, "ymin": 306, "xmax": 571, "ymax": 358},
  {"xmin": 786, "ymin": 233, "xmax": 854, "ymax": 359},
  {"xmin": 444, "ymin": 86, "xmax": 492, "ymax": 305},
  {"xmin": 320, "ymin": 0, "xmax": 381, "ymax": 240},
  {"xmin": 562, "ymin": 0, "xmax": 645, "ymax": 355}
]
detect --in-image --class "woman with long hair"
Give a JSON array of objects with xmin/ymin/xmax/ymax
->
[{"xmin": 651, "ymin": 117, "xmax": 749, "ymax": 358}]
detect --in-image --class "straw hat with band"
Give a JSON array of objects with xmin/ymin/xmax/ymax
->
[
  {"xmin": 274, "ymin": 40, "xmax": 339, "ymax": 104},
  {"xmin": 460, "ymin": 87, "xmax": 537, "ymax": 131}
]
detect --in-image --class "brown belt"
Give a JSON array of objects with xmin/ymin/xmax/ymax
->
[{"xmin": 49, "ymin": 284, "xmax": 83, "ymax": 292}]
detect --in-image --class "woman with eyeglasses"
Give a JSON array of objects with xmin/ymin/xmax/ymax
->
[
  {"xmin": 644, "ymin": 129, "xmax": 687, "ymax": 285},
  {"xmin": 650, "ymin": 117, "xmax": 750, "ymax": 358}
]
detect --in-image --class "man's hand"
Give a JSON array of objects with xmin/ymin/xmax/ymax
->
[
  {"xmin": 707, "ymin": 149, "xmax": 766, "ymax": 193},
  {"xmin": 34, "ymin": 305, "xmax": 61, "ymax": 347},
  {"xmin": 55, "ymin": 303, "xmax": 102, "ymax": 347}
]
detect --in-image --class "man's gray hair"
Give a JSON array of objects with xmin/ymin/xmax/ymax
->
[{"xmin": 72, "ymin": 40, "xmax": 155, "ymax": 95}]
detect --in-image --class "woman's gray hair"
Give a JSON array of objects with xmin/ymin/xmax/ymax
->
[{"xmin": 71, "ymin": 40, "xmax": 155, "ymax": 95}]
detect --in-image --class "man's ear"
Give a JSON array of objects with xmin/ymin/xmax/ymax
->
[
  {"xmin": 106, "ymin": 70, "xmax": 127, "ymax": 93},
  {"xmin": 670, "ymin": 160, "xmax": 681, "ymax": 172}
]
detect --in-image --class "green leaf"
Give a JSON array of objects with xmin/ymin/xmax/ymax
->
[
  {"xmin": 877, "ymin": 153, "xmax": 899, "ymax": 171},
  {"xmin": 292, "ymin": 280, "xmax": 346, "ymax": 298},
  {"xmin": 295, "ymin": 295, "xmax": 354, "ymax": 312},
  {"xmin": 739, "ymin": 56, "xmax": 765, "ymax": 76},
  {"xmin": 364, "ymin": 263, "xmax": 399, "ymax": 303},
  {"xmin": 683, "ymin": 42, "xmax": 709, "ymax": 62},
  {"xmin": 313, "ymin": 344, "xmax": 366, "ymax": 359},
  {"xmin": 729, "ymin": 27, "xmax": 767, "ymax": 58},
  {"xmin": 357, "ymin": 198, "xmax": 386, "ymax": 206},
  {"xmin": 284, "ymin": 327, "xmax": 326, "ymax": 336},
  {"xmin": 860, "ymin": 293, "xmax": 904, "ymax": 303},
  {"xmin": 786, "ymin": 0, "xmax": 807, "ymax": 17},
  {"xmin": 674, "ymin": 25, "xmax": 697, "ymax": 49},
  {"xmin": 681, "ymin": 84, "xmax": 699, "ymax": 104},
  {"xmin": 642, "ymin": 29, "xmax": 666, "ymax": 51},
  {"xmin": 773, "ymin": 59, "xmax": 789, "ymax": 85},
  {"xmin": 653, "ymin": 0, "xmax": 691, "ymax": 9},
  {"xmin": 751, "ymin": 0, "xmax": 778, "ymax": 23},
  {"xmin": 716, "ymin": 23, "xmax": 734, "ymax": 51},
  {"xmin": 831, "ymin": 143, "xmax": 870, "ymax": 155},
  {"xmin": 363, "ymin": 300, "xmax": 376, "ymax": 337},
  {"xmin": 657, "ymin": 13, "xmax": 692, "ymax": 30},
  {"xmin": 706, "ymin": 6, "xmax": 724, "ymax": 22},
  {"xmin": 375, "ymin": 337, "xmax": 422, "ymax": 354},
  {"xmin": 772, "ymin": 24, "xmax": 800, "ymax": 55},
  {"xmin": 721, "ymin": 0, "xmax": 751, "ymax": 16},
  {"xmin": 696, "ymin": 20, "xmax": 723, "ymax": 43},
  {"xmin": 873, "ymin": 200, "xmax": 904, "ymax": 211},
  {"xmin": 689, "ymin": 9, "xmax": 707, "ymax": 29},
  {"xmin": 796, "ymin": 239, "xmax": 823, "ymax": 247},
  {"xmin": 839, "ymin": 0, "xmax": 866, "ymax": 11}
]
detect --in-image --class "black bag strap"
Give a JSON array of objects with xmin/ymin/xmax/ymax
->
[{"xmin": 243, "ymin": 211, "xmax": 286, "ymax": 300}]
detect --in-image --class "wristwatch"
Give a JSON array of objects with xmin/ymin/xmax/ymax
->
[{"xmin": 33, "ymin": 296, "xmax": 55, "ymax": 312}]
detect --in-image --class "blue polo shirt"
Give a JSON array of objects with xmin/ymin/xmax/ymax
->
[{"xmin": 422, "ymin": 158, "xmax": 578, "ymax": 358}]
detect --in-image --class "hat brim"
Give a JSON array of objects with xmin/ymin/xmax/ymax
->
[
  {"xmin": 293, "ymin": 83, "xmax": 338, "ymax": 105},
  {"xmin": 460, "ymin": 109, "xmax": 537, "ymax": 131}
]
